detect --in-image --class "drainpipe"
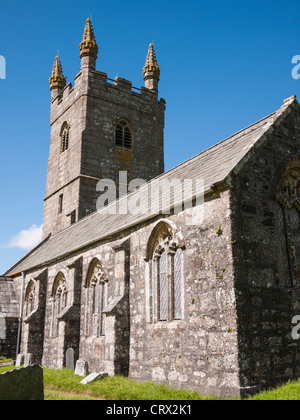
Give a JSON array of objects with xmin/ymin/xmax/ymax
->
[{"xmin": 16, "ymin": 271, "xmax": 25, "ymax": 362}]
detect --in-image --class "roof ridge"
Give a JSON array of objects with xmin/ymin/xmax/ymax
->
[
  {"xmin": 147, "ymin": 96, "xmax": 297, "ymax": 181},
  {"xmin": 140, "ymin": 109, "xmax": 278, "ymax": 190}
]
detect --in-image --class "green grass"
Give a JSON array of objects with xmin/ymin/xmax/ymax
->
[
  {"xmin": 0, "ymin": 357, "xmax": 13, "ymax": 364},
  {"xmin": 1, "ymin": 365, "xmax": 300, "ymax": 400},
  {"xmin": 0, "ymin": 365, "xmax": 15, "ymax": 373},
  {"xmin": 247, "ymin": 380, "xmax": 300, "ymax": 401},
  {"xmin": 0, "ymin": 366, "xmax": 217, "ymax": 400},
  {"xmin": 43, "ymin": 368, "xmax": 216, "ymax": 400}
]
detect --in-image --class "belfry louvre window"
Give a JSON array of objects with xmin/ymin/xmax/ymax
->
[{"xmin": 115, "ymin": 120, "xmax": 132, "ymax": 150}]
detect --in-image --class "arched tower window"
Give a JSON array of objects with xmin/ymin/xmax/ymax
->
[
  {"xmin": 60, "ymin": 122, "xmax": 70, "ymax": 153},
  {"xmin": 146, "ymin": 222, "xmax": 184, "ymax": 322},
  {"xmin": 85, "ymin": 258, "xmax": 108, "ymax": 337},
  {"xmin": 115, "ymin": 120, "xmax": 133, "ymax": 150},
  {"xmin": 276, "ymin": 160, "xmax": 300, "ymax": 289},
  {"xmin": 25, "ymin": 280, "xmax": 36, "ymax": 317}
]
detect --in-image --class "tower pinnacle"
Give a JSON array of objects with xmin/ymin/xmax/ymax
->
[
  {"xmin": 143, "ymin": 43, "xmax": 160, "ymax": 92},
  {"xmin": 49, "ymin": 55, "xmax": 66, "ymax": 97},
  {"xmin": 79, "ymin": 18, "xmax": 98, "ymax": 69}
]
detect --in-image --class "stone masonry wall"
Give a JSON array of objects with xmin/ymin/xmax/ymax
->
[
  {"xmin": 43, "ymin": 74, "xmax": 87, "ymax": 238},
  {"xmin": 0, "ymin": 277, "xmax": 19, "ymax": 359},
  {"xmin": 229, "ymin": 104, "xmax": 300, "ymax": 394},
  {"xmin": 0, "ymin": 318, "xmax": 18, "ymax": 360},
  {"xmin": 128, "ymin": 192, "xmax": 240, "ymax": 397},
  {"xmin": 14, "ymin": 191, "xmax": 240, "ymax": 397}
]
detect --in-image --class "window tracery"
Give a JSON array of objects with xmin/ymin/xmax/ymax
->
[
  {"xmin": 147, "ymin": 222, "xmax": 184, "ymax": 322},
  {"xmin": 60, "ymin": 122, "xmax": 70, "ymax": 153},
  {"xmin": 51, "ymin": 272, "xmax": 68, "ymax": 337},
  {"xmin": 85, "ymin": 259, "xmax": 107, "ymax": 337}
]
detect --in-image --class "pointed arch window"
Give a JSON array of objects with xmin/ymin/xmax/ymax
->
[
  {"xmin": 60, "ymin": 122, "xmax": 70, "ymax": 153},
  {"xmin": 85, "ymin": 259, "xmax": 108, "ymax": 337},
  {"xmin": 147, "ymin": 222, "xmax": 184, "ymax": 322},
  {"xmin": 51, "ymin": 272, "xmax": 68, "ymax": 338},
  {"xmin": 25, "ymin": 280, "xmax": 36, "ymax": 317},
  {"xmin": 115, "ymin": 120, "xmax": 133, "ymax": 150}
]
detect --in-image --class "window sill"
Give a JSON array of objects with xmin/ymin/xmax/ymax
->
[{"xmin": 147, "ymin": 319, "xmax": 184, "ymax": 329}]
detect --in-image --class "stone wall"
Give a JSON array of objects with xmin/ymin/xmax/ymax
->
[
  {"xmin": 43, "ymin": 73, "xmax": 87, "ymax": 238},
  {"xmin": 230, "ymin": 104, "xmax": 300, "ymax": 394},
  {"xmin": 14, "ymin": 189, "xmax": 241, "ymax": 397},
  {"xmin": 0, "ymin": 318, "xmax": 18, "ymax": 360},
  {"xmin": 0, "ymin": 277, "xmax": 19, "ymax": 359},
  {"xmin": 22, "ymin": 270, "xmax": 47, "ymax": 365},
  {"xmin": 127, "ymin": 192, "xmax": 240, "ymax": 397}
]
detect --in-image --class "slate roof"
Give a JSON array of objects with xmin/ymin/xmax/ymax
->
[
  {"xmin": 4, "ymin": 96, "xmax": 298, "ymax": 276},
  {"xmin": 0, "ymin": 277, "xmax": 19, "ymax": 317}
]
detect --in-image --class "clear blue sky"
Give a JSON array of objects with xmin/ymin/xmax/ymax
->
[{"xmin": 0, "ymin": 0, "xmax": 300, "ymax": 274}]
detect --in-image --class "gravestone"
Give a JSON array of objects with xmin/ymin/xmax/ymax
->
[
  {"xmin": 65, "ymin": 348, "xmax": 75, "ymax": 371},
  {"xmin": 75, "ymin": 359, "xmax": 89, "ymax": 377},
  {"xmin": 24, "ymin": 353, "xmax": 33, "ymax": 367},
  {"xmin": 15, "ymin": 354, "xmax": 25, "ymax": 367},
  {"xmin": 80, "ymin": 372, "xmax": 108, "ymax": 385},
  {"xmin": 0, "ymin": 315, "xmax": 6, "ymax": 340}
]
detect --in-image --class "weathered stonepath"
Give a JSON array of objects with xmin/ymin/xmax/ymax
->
[{"xmin": 2, "ymin": 18, "xmax": 300, "ymax": 399}]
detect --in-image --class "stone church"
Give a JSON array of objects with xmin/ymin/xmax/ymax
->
[{"xmin": 1, "ymin": 18, "xmax": 300, "ymax": 397}]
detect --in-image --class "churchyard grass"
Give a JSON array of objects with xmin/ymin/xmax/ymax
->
[
  {"xmin": 0, "ymin": 357, "xmax": 12, "ymax": 364},
  {"xmin": 247, "ymin": 380, "xmax": 300, "ymax": 401},
  {"xmin": 1, "ymin": 366, "xmax": 300, "ymax": 400},
  {"xmin": 42, "ymin": 368, "xmax": 216, "ymax": 400}
]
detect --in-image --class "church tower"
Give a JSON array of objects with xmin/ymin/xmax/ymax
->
[{"xmin": 43, "ymin": 18, "xmax": 166, "ymax": 239}]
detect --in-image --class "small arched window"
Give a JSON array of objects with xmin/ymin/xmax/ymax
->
[
  {"xmin": 51, "ymin": 272, "xmax": 68, "ymax": 337},
  {"xmin": 115, "ymin": 120, "xmax": 132, "ymax": 150},
  {"xmin": 60, "ymin": 122, "xmax": 70, "ymax": 153},
  {"xmin": 25, "ymin": 280, "xmax": 36, "ymax": 317}
]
